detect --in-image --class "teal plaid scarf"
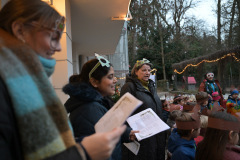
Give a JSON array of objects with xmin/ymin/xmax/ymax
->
[{"xmin": 0, "ymin": 29, "xmax": 76, "ymax": 160}]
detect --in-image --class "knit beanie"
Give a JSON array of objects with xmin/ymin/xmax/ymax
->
[
  {"xmin": 212, "ymin": 92, "xmax": 221, "ymax": 101},
  {"xmin": 231, "ymin": 90, "xmax": 239, "ymax": 96}
]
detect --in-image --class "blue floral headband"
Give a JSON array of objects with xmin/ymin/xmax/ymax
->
[{"xmin": 89, "ymin": 53, "xmax": 110, "ymax": 79}]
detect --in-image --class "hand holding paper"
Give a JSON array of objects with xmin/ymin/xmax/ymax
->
[
  {"xmin": 129, "ymin": 130, "xmax": 139, "ymax": 141},
  {"xmin": 127, "ymin": 108, "xmax": 170, "ymax": 141},
  {"xmin": 94, "ymin": 92, "xmax": 142, "ymax": 133}
]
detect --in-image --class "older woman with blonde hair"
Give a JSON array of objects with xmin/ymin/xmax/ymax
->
[{"xmin": 120, "ymin": 58, "xmax": 165, "ymax": 160}]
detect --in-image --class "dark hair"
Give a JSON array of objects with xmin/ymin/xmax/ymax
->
[
  {"xmin": 69, "ymin": 74, "xmax": 80, "ymax": 83},
  {"xmin": 167, "ymin": 110, "xmax": 182, "ymax": 128},
  {"xmin": 204, "ymin": 72, "xmax": 213, "ymax": 79},
  {"xmin": 70, "ymin": 59, "xmax": 112, "ymax": 84},
  {"xmin": 196, "ymin": 112, "xmax": 238, "ymax": 160},
  {"xmin": 176, "ymin": 113, "xmax": 195, "ymax": 137},
  {"xmin": 173, "ymin": 96, "xmax": 183, "ymax": 104},
  {"xmin": 161, "ymin": 99, "xmax": 167, "ymax": 108},
  {"xmin": 169, "ymin": 110, "xmax": 182, "ymax": 121},
  {"xmin": 0, "ymin": 0, "xmax": 63, "ymax": 35},
  {"xmin": 196, "ymin": 92, "xmax": 208, "ymax": 105}
]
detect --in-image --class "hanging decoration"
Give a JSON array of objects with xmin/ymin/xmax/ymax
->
[
  {"xmin": 151, "ymin": 68, "xmax": 157, "ymax": 72},
  {"xmin": 174, "ymin": 53, "xmax": 240, "ymax": 74}
]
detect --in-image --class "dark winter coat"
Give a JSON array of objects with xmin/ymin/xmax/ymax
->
[
  {"xmin": 120, "ymin": 76, "xmax": 166, "ymax": 160},
  {"xmin": 0, "ymin": 77, "xmax": 23, "ymax": 160},
  {"xmin": 168, "ymin": 128, "xmax": 196, "ymax": 160},
  {"xmin": 162, "ymin": 109, "xmax": 170, "ymax": 123},
  {"xmin": 63, "ymin": 82, "xmax": 131, "ymax": 160}
]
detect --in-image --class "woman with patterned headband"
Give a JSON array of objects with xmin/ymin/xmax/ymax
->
[
  {"xmin": 196, "ymin": 111, "xmax": 240, "ymax": 160},
  {"xmin": 199, "ymin": 72, "xmax": 223, "ymax": 105},
  {"xmin": 120, "ymin": 58, "xmax": 166, "ymax": 160},
  {"xmin": 63, "ymin": 54, "xmax": 138, "ymax": 160},
  {"xmin": 0, "ymin": 1, "xmax": 126, "ymax": 160}
]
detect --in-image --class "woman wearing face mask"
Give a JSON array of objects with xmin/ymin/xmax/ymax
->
[
  {"xmin": 63, "ymin": 56, "xmax": 138, "ymax": 160},
  {"xmin": 120, "ymin": 58, "xmax": 166, "ymax": 160},
  {"xmin": 0, "ymin": 1, "xmax": 126, "ymax": 160},
  {"xmin": 199, "ymin": 72, "xmax": 223, "ymax": 105}
]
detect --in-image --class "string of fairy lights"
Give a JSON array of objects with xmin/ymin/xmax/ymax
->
[
  {"xmin": 117, "ymin": 53, "xmax": 240, "ymax": 78},
  {"xmin": 116, "ymin": 68, "xmax": 157, "ymax": 80},
  {"xmin": 174, "ymin": 53, "xmax": 240, "ymax": 74}
]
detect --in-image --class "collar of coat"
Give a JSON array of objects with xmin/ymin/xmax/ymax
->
[
  {"xmin": 63, "ymin": 82, "xmax": 103, "ymax": 102},
  {"xmin": 126, "ymin": 76, "xmax": 155, "ymax": 92}
]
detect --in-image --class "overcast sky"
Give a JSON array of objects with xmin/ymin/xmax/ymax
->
[{"xmin": 186, "ymin": 0, "xmax": 217, "ymax": 29}]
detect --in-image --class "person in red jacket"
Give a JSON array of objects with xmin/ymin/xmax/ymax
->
[{"xmin": 199, "ymin": 72, "xmax": 223, "ymax": 105}]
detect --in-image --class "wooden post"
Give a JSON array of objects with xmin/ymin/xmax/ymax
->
[{"xmin": 173, "ymin": 73, "xmax": 177, "ymax": 91}]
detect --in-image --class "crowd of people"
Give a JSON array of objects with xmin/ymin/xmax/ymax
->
[
  {"xmin": 0, "ymin": 1, "xmax": 126, "ymax": 160},
  {"xmin": 162, "ymin": 88, "xmax": 240, "ymax": 160},
  {"xmin": 0, "ymin": 1, "xmax": 240, "ymax": 160}
]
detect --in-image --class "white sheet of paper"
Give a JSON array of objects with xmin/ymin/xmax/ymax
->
[
  {"xmin": 94, "ymin": 92, "xmax": 143, "ymax": 133},
  {"xmin": 123, "ymin": 141, "xmax": 140, "ymax": 155},
  {"xmin": 127, "ymin": 108, "xmax": 170, "ymax": 141}
]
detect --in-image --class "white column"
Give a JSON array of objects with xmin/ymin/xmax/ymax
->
[
  {"xmin": 72, "ymin": 50, "xmax": 79, "ymax": 74},
  {"xmin": 52, "ymin": 0, "xmax": 73, "ymax": 104}
]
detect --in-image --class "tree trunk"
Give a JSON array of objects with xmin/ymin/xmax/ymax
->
[
  {"xmin": 159, "ymin": 25, "xmax": 167, "ymax": 80},
  {"xmin": 239, "ymin": 67, "xmax": 240, "ymax": 83},
  {"xmin": 217, "ymin": 0, "xmax": 222, "ymax": 84},
  {"xmin": 155, "ymin": 5, "xmax": 167, "ymax": 81},
  {"xmin": 228, "ymin": 0, "xmax": 236, "ymax": 48},
  {"xmin": 217, "ymin": 0, "xmax": 221, "ymax": 49},
  {"xmin": 173, "ymin": 0, "xmax": 181, "ymax": 40},
  {"xmin": 197, "ymin": 63, "xmax": 203, "ymax": 87},
  {"xmin": 133, "ymin": 29, "xmax": 137, "ymax": 55},
  {"xmin": 173, "ymin": 73, "xmax": 177, "ymax": 91},
  {"xmin": 235, "ymin": 0, "xmax": 240, "ymax": 45}
]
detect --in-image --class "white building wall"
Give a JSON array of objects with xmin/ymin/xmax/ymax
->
[{"xmin": 52, "ymin": 0, "xmax": 73, "ymax": 104}]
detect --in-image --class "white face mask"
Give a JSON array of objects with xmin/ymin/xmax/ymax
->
[{"xmin": 206, "ymin": 73, "xmax": 214, "ymax": 78}]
